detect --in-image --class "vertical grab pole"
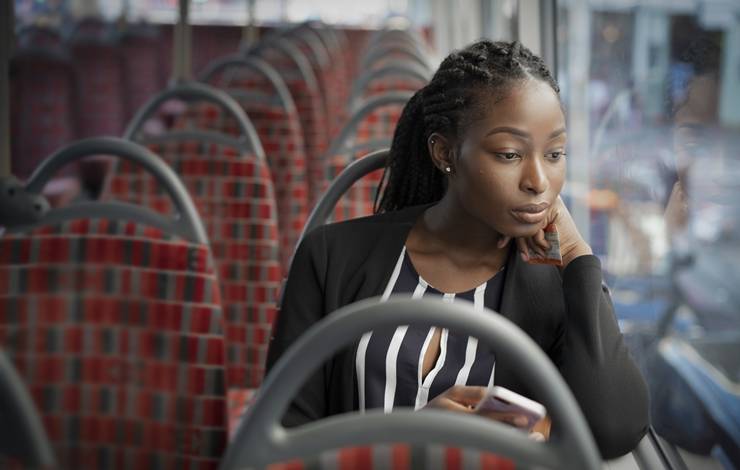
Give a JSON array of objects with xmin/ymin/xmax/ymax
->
[
  {"xmin": 242, "ymin": 0, "xmax": 258, "ymax": 48},
  {"xmin": 182, "ymin": 0, "xmax": 192, "ymax": 82},
  {"xmin": 566, "ymin": 0, "xmax": 591, "ymax": 245},
  {"xmin": 0, "ymin": 0, "xmax": 13, "ymax": 177},
  {"xmin": 172, "ymin": 0, "xmax": 183, "ymax": 83},
  {"xmin": 172, "ymin": 0, "xmax": 191, "ymax": 84}
]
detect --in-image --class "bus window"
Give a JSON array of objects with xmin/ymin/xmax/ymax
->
[{"xmin": 556, "ymin": 1, "xmax": 740, "ymax": 468}]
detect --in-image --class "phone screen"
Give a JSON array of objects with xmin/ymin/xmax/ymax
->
[{"xmin": 474, "ymin": 387, "xmax": 546, "ymax": 431}]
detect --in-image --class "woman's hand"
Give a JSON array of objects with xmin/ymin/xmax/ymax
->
[
  {"xmin": 498, "ymin": 197, "xmax": 592, "ymax": 268},
  {"xmin": 423, "ymin": 385, "xmax": 548, "ymax": 439}
]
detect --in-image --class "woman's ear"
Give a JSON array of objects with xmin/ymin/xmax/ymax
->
[{"xmin": 427, "ymin": 133, "xmax": 455, "ymax": 175}]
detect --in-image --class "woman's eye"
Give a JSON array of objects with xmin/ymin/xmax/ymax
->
[
  {"xmin": 546, "ymin": 151, "xmax": 566, "ymax": 161},
  {"xmin": 496, "ymin": 152, "xmax": 521, "ymax": 161}
]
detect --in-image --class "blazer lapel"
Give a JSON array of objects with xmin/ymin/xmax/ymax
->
[
  {"xmin": 500, "ymin": 243, "xmax": 533, "ymax": 322},
  {"xmin": 346, "ymin": 204, "xmax": 432, "ymax": 302}
]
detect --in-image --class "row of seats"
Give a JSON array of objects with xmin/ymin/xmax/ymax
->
[
  {"xmin": 10, "ymin": 20, "xmax": 166, "ymax": 183},
  {"xmin": 2, "ymin": 21, "xmax": 435, "ymax": 469}
]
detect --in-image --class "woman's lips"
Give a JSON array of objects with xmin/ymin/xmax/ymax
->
[{"xmin": 511, "ymin": 203, "xmax": 550, "ymax": 224}]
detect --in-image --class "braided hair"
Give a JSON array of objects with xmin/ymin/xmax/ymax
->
[{"xmin": 375, "ymin": 40, "xmax": 560, "ymax": 213}]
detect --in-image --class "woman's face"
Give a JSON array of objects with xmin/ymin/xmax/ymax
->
[{"xmin": 447, "ymin": 79, "xmax": 567, "ymax": 238}]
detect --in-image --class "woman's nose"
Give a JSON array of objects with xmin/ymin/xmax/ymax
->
[{"xmin": 520, "ymin": 157, "xmax": 548, "ymax": 195}]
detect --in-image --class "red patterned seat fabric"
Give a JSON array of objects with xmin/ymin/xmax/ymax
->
[
  {"xmin": 367, "ymin": 51, "xmax": 428, "ymax": 72},
  {"xmin": 0, "ymin": 219, "xmax": 227, "ymax": 470},
  {"xmin": 291, "ymin": 35, "xmax": 345, "ymax": 142},
  {"xmin": 257, "ymin": 46, "xmax": 329, "ymax": 206},
  {"xmin": 321, "ymin": 37, "xmax": 352, "ymax": 140},
  {"xmin": 10, "ymin": 54, "xmax": 76, "ymax": 180},
  {"xmin": 350, "ymin": 103, "xmax": 404, "ymax": 145},
  {"xmin": 324, "ymin": 152, "xmax": 385, "ymax": 223},
  {"xmin": 169, "ymin": 102, "xmax": 238, "ymax": 137},
  {"xmin": 198, "ymin": 72, "xmax": 310, "ymax": 270},
  {"xmin": 71, "ymin": 43, "xmax": 126, "ymax": 139},
  {"xmin": 264, "ymin": 444, "xmax": 515, "ymax": 470},
  {"xmin": 107, "ymin": 138, "xmax": 282, "ymax": 398},
  {"xmin": 232, "ymin": 98, "xmax": 308, "ymax": 270},
  {"xmin": 361, "ymin": 76, "xmax": 427, "ymax": 101},
  {"xmin": 121, "ymin": 33, "xmax": 165, "ymax": 122},
  {"xmin": 321, "ymin": 102, "xmax": 405, "ymax": 223}
]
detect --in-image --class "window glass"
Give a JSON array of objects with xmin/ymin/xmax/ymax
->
[
  {"xmin": 14, "ymin": 0, "xmax": 399, "ymax": 27},
  {"xmin": 129, "ymin": 0, "xmax": 394, "ymax": 26},
  {"xmin": 557, "ymin": 2, "xmax": 740, "ymax": 467},
  {"xmin": 14, "ymin": 0, "xmax": 71, "ymax": 28}
]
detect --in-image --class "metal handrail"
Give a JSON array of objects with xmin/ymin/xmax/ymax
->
[
  {"xmin": 198, "ymin": 54, "xmax": 297, "ymax": 116},
  {"xmin": 0, "ymin": 0, "xmax": 14, "ymax": 177},
  {"xmin": 0, "ymin": 350, "xmax": 56, "ymax": 468},
  {"xmin": 223, "ymin": 297, "xmax": 601, "ymax": 470},
  {"xmin": 326, "ymin": 91, "xmax": 413, "ymax": 158},
  {"xmin": 123, "ymin": 81, "xmax": 264, "ymax": 161},
  {"xmin": 298, "ymin": 149, "xmax": 388, "ymax": 243},
  {"xmin": 24, "ymin": 137, "xmax": 208, "ymax": 244},
  {"xmin": 360, "ymin": 43, "xmax": 432, "ymax": 72}
]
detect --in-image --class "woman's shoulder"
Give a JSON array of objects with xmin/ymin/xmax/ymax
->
[{"xmin": 303, "ymin": 204, "xmax": 429, "ymax": 244}]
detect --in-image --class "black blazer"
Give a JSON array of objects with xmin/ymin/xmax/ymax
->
[{"xmin": 266, "ymin": 204, "xmax": 649, "ymax": 459}]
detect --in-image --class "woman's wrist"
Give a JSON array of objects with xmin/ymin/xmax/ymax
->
[{"xmin": 560, "ymin": 241, "xmax": 593, "ymax": 269}]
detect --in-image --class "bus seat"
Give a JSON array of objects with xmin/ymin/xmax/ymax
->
[
  {"xmin": 223, "ymin": 297, "xmax": 601, "ymax": 470},
  {"xmin": 342, "ymin": 29, "xmax": 372, "ymax": 82},
  {"xmin": 303, "ymin": 23, "xmax": 354, "ymax": 138},
  {"xmin": 251, "ymin": 37, "xmax": 329, "ymax": 206},
  {"xmin": 263, "ymin": 444, "xmax": 515, "ymax": 470},
  {"xmin": 319, "ymin": 92, "xmax": 411, "ymax": 223},
  {"xmin": 120, "ymin": 25, "xmax": 167, "ymax": 122},
  {"xmin": 0, "ymin": 137, "xmax": 227, "ymax": 469},
  {"xmin": 65, "ymin": 19, "xmax": 130, "ymax": 198},
  {"xmin": 365, "ymin": 29, "xmax": 431, "ymax": 60},
  {"xmin": 9, "ymin": 26, "xmax": 76, "ymax": 181},
  {"xmin": 282, "ymin": 26, "xmax": 344, "ymax": 142},
  {"xmin": 201, "ymin": 55, "xmax": 309, "ymax": 271},
  {"xmin": 348, "ymin": 61, "xmax": 430, "ymax": 112},
  {"xmin": 124, "ymin": 82, "xmax": 262, "ymax": 146},
  {"xmin": 299, "ymin": 150, "xmax": 387, "ymax": 246},
  {"xmin": 360, "ymin": 44, "xmax": 433, "ymax": 74},
  {"xmin": 66, "ymin": 19, "xmax": 127, "ymax": 139},
  {"xmin": 117, "ymin": 94, "xmax": 280, "ymax": 398},
  {"xmin": 108, "ymin": 131, "xmax": 281, "ymax": 393}
]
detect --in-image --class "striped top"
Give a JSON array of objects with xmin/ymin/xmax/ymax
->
[{"xmin": 355, "ymin": 247, "xmax": 504, "ymax": 413}]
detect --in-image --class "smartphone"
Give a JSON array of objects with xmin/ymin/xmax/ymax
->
[{"xmin": 474, "ymin": 386, "xmax": 547, "ymax": 431}]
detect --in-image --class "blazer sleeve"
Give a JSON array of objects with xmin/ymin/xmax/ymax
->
[
  {"xmin": 552, "ymin": 255, "xmax": 650, "ymax": 459},
  {"xmin": 265, "ymin": 226, "xmax": 329, "ymax": 427}
]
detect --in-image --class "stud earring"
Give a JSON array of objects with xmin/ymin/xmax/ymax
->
[{"xmin": 444, "ymin": 166, "xmax": 451, "ymax": 173}]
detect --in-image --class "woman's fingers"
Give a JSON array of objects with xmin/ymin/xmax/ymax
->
[
  {"xmin": 444, "ymin": 385, "xmax": 488, "ymax": 407},
  {"xmin": 425, "ymin": 386, "xmax": 488, "ymax": 412},
  {"xmin": 533, "ymin": 227, "xmax": 549, "ymax": 251},
  {"xmin": 497, "ymin": 235, "xmax": 512, "ymax": 249},
  {"xmin": 526, "ymin": 237, "xmax": 545, "ymax": 259},
  {"xmin": 529, "ymin": 431, "xmax": 546, "ymax": 442},
  {"xmin": 424, "ymin": 386, "xmax": 549, "ymax": 439},
  {"xmin": 516, "ymin": 238, "xmax": 529, "ymax": 261},
  {"xmin": 519, "ymin": 235, "xmax": 545, "ymax": 260},
  {"xmin": 434, "ymin": 398, "xmax": 476, "ymax": 414}
]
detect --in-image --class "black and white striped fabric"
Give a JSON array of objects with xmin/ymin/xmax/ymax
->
[{"xmin": 355, "ymin": 247, "xmax": 504, "ymax": 412}]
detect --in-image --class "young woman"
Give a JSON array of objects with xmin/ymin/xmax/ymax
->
[{"xmin": 266, "ymin": 40, "xmax": 649, "ymax": 459}]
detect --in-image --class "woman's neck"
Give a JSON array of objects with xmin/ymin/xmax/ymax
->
[{"xmin": 409, "ymin": 195, "xmax": 509, "ymax": 269}]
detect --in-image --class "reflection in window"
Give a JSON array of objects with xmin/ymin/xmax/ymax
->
[{"xmin": 558, "ymin": 2, "xmax": 739, "ymax": 467}]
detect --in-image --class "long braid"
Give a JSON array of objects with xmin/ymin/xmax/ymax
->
[{"xmin": 375, "ymin": 40, "xmax": 560, "ymax": 213}]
